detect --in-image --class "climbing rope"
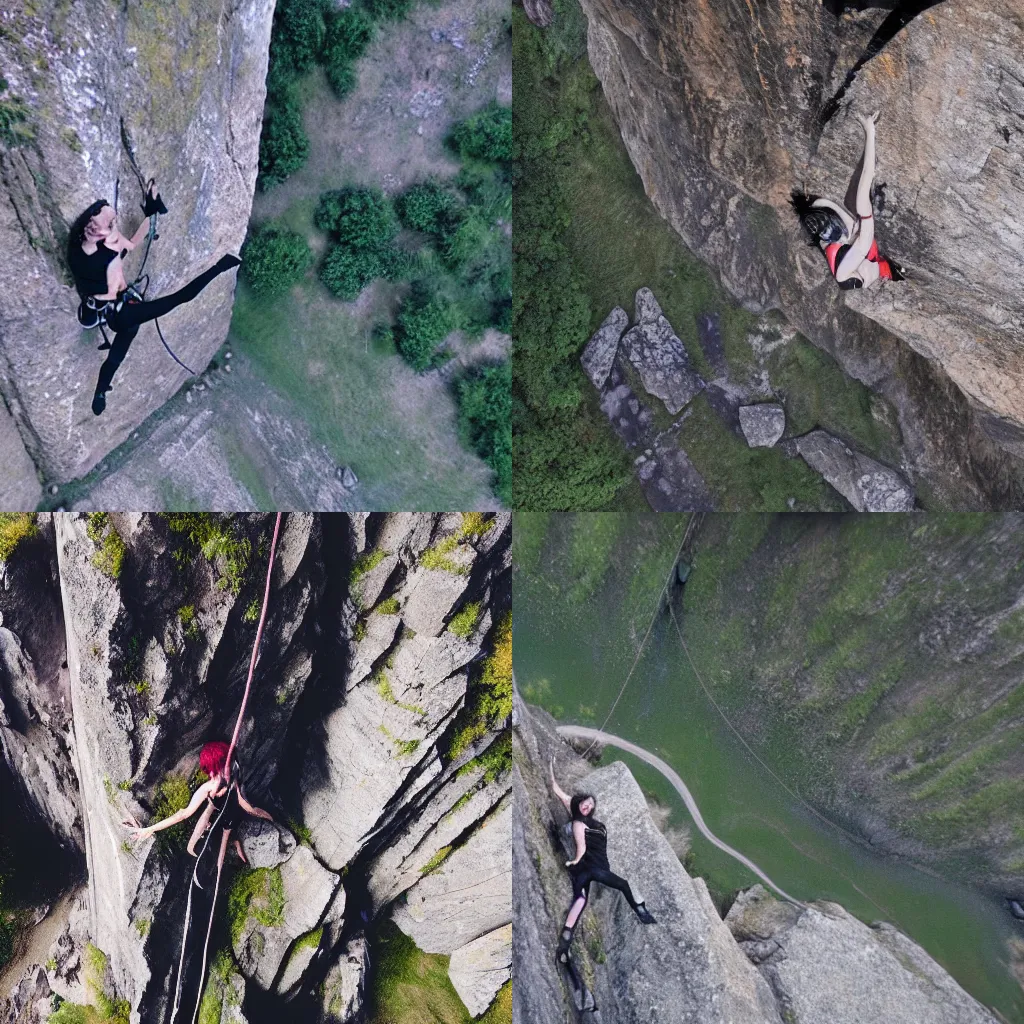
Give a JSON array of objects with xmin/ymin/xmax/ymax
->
[
  {"xmin": 110, "ymin": 118, "xmax": 197, "ymax": 375},
  {"xmin": 578, "ymin": 515, "xmax": 699, "ymax": 759},
  {"xmin": 224, "ymin": 512, "xmax": 283, "ymax": 780}
]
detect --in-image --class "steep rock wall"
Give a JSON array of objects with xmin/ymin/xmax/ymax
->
[
  {"xmin": 0, "ymin": 0, "xmax": 273, "ymax": 487},
  {"xmin": 513, "ymin": 692, "xmax": 1002, "ymax": 1024},
  {"xmin": 564, "ymin": 0, "xmax": 1024, "ymax": 507}
]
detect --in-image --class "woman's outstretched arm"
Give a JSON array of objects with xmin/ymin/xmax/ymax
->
[
  {"xmin": 238, "ymin": 792, "xmax": 274, "ymax": 822},
  {"xmin": 550, "ymin": 757, "xmax": 572, "ymax": 812},
  {"xmin": 125, "ymin": 778, "xmax": 216, "ymax": 842},
  {"xmin": 186, "ymin": 801, "xmax": 216, "ymax": 856},
  {"xmin": 566, "ymin": 821, "xmax": 588, "ymax": 867}
]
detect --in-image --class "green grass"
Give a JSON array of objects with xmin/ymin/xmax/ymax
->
[
  {"xmin": 511, "ymin": 511, "xmax": 550, "ymax": 574},
  {"xmin": 228, "ymin": 867, "xmax": 285, "ymax": 946},
  {"xmin": 197, "ymin": 949, "xmax": 242, "ymax": 1024},
  {"xmin": 448, "ymin": 601, "xmax": 481, "ymax": 638},
  {"xmin": 165, "ymin": 514, "xmax": 253, "ymax": 593},
  {"xmin": 151, "ymin": 775, "xmax": 196, "ymax": 853},
  {"xmin": 447, "ymin": 613, "xmax": 511, "ymax": 757},
  {"xmin": 567, "ymin": 512, "xmax": 624, "ymax": 602},
  {"xmin": 178, "ymin": 605, "xmax": 201, "ymax": 640},
  {"xmin": 351, "ymin": 549, "xmax": 387, "ymax": 584},
  {"xmin": 379, "ymin": 725, "xmax": 421, "ymax": 757},
  {"xmin": 376, "ymin": 596, "xmax": 401, "ymax": 615},
  {"xmin": 0, "ymin": 513, "xmax": 38, "ymax": 561},
  {"xmin": 86, "ymin": 513, "xmax": 127, "ymax": 579},
  {"xmin": 420, "ymin": 845, "xmax": 452, "ymax": 874},
  {"xmin": 366, "ymin": 921, "xmax": 477, "ymax": 1024},
  {"xmin": 457, "ymin": 730, "xmax": 511, "ymax": 784},
  {"xmin": 457, "ymin": 512, "xmax": 494, "ymax": 540},
  {"xmin": 420, "ymin": 536, "xmax": 468, "ymax": 574}
]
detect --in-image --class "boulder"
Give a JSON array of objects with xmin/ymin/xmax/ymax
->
[
  {"xmin": 237, "ymin": 819, "xmax": 297, "ymax": 869},
  {"xmin": 448, "ymin": 922, "xmax": 512, "ymax": 1017},
  {"xmin": 232, "ymin": 844, "xmax": 341, "ymax": 991},
  {"xmin": 739, "ymin": 405, "xmax": 786, "ymax": 448},
  {"xmin": 392, "ymin": 797, "xmax": 512, "ymax": 954},
  {"xmin": 725, "ymin": 886, "xmax": 999, "ymax": 1024},
  {"xmin": 0, "ymin": 405, "xmax": 41, "ymax": 510},
  {"xmin": 622, "ymin": 289, "xmax": 706, "ymax": 415},
  {"xmin": 793, "ymin": 430, "xmax": 915, "ymax": 511},
  {"xmin": 195, "ymin": 955, "xmax": 249, "ymax": 1024},
  {"xmin": 581, "ymin": 307, "xmax": 630, "ymax": 389}
]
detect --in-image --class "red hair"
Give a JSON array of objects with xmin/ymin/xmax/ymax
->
[{"xmin": 199, "ymin": 741, "xmax": 230, "ymax": 778}]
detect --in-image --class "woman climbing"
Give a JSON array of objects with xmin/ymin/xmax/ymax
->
[
  {"xmin": 550, "ymin": 757, "xmax": 656, "ymax": 970},
  {"xmin": 123, "ymin": 741, "xmax": 273, "ymax": 1024},
  {"xmin": 67, "ymin": 183, "xmax": 241, "ymax": 416},
  {"xmin": 790, "ymin": 110, "xmax": 905, "ymax": 290}
]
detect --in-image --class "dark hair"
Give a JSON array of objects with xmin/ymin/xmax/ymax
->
[
  {"xmin": 570, "ymin": 794, "xmax": 596, "ymax": 821},
  {"xmin": 790, "ymin": 189, "xmax": 846, "ymax": 245},
  {"xmin": 66, "ymin": 200, "xmax": 109, "ymax": 261}
]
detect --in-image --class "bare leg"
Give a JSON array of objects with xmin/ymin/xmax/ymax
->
[{"xmin": 564, "ymin": 896, "xmax": 587, "ymax": 929}]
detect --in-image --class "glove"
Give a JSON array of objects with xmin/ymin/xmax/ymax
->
[{"xmin": 141, "ymin": 180, "xmax": 168, "ymax": 217}]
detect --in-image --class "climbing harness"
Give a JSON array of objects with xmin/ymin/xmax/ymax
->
[{"xmin": 167, "ymin": 513, "xmax": 283, "ymax": 1024}]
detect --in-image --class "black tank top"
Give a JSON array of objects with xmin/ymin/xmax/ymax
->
[
  {"xmin": 579, "ymin": 817, "xmax": 609, "ymax": 870},
  {"xmin": 68, "ymin": 242, "xmax": 118, "ymax": 297},
  {"xmin": 208, "ymin": 781, "xmax": 245, "ymax": 833}
]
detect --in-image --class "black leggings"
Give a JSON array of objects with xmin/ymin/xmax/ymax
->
[
  {"xmin": 570, "ymin": 865, "xmax": 642, "ymax": 909},
  {"xmin": 95, "ymin": 257, "xmax": 234, "ymax": 395}
]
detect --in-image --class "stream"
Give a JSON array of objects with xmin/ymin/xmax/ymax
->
[{"xmin": 514, "ymin": 546, "xmax": 1024, "ymax": 1024}]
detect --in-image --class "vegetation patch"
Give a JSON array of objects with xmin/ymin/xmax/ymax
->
[
  {"xmin": 379, "ymin": 724, "xmax": 421, "ymax": 757},
  {"xmin": 228, "ymin": 866, "xmax": 286, "ymax": 946},
  {"xmin": 420, "ymin": 846, "xmax": 452, "ymax": 875},
  {"xmin": 448, "ymin": 601, "xmax": 481, "ymax": 638},
  {"xmin": 0, "ymin": 512, "xmax": 38, "ymax": 561},
  {"xmin": 376, "ymin": 597, "xmax": 401, "ymax": 615},
  {"xmin": 366, "ymin": 920, "xmax": 477, "ymax": 1024},
  {"xmin": 351, "ymin": 548, "xmax": 388, "ymax": 584},
  {"xmin": 151, "ymin": 773, "xmax": 202, "ymax": 853},
  {"xmin": 447, "ymin": 614, "xmax": 511, "ymax": 758},
  {"xmin": 86, "ymin": 513, "xmax": 127, "ymax": 579},
  {"xmin": 197, "ymin": 948, "xmax": 241, "ymax": 1024},
  {"xmin": 420, "ymin": 536, "xmax": 468, "ymax": 575},
  {"xmin": 241, "ymin": 225, "xmax": 314, "ymax": 297},
  {"xmin": 178, "ymin": 605, "xmax": 201, "ymax": 640},
  {"xmin": 166, "ymin": 514, "xmax": 253, "ymax": 593}
]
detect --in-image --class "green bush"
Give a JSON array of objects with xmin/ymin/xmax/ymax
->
[
  {"xmin": 439, "ymin": 210, "xmax": 491, "ymax": 271},
  {"xmin": 363, "ymin": 0, "xmax": 416, "ymax": 21},
  {"xmin": 325, "ymin": 56, "xmax": 358, "ymax": 98},
  {"xmin": 324, "ymin": 8, "xmax": 375, "ymax": 61},
  {"xmin": 0, "ymin": 513, "xmax": 37, "ymax": 561},
  {"xmin": 319, "ymin": 246, "xmax": 386, "ymax": 300},
  {"xmin": 395, "ymin": 180, "xmax": 459, "ymax": 235},
  {"xmin": 275, "ymin": 0, "xmax": 329, "ymax": 72},
  {"xmin": 258, "ymin": 99, "xmax": 309, "ymax": 190},
  {"xmin": 455, "ymin": 362, "xmax": 511, "ymax": 505},
  {"xmin": 314, "ymin": 187, "xmax": 397, "ymax": 250},
  {"xmin": 448, "ymin": 103, "xmax": 512, "ymax": 163},
  {"xmin": 241, "ymin": 226, "xmax": 313, "ymax": 297},
  {"xmin": 396, "ymin": 285, "xmax": 459, "ymax": 371}
]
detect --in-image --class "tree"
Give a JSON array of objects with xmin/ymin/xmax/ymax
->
[
  {"xmin": 314, "ymin": 187, "xmax": 397, "ymax": 250},
  {"xmin": 456, "ymin": 362, "xmax": 511, "ymax": 504},
  {"xmin": 241, "ymin": 226, "xmax": 313, "ymax": 297},
  {"xmin": 448, "ymin": 103, "xmax": 512, "ymax": 163}
]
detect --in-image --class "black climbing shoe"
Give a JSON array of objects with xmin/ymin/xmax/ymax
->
[
  {"xmin": 97, "ymin": 339, "xmax": 111, "ymax": 351},
  {"xmin": 91, "ymin": 390, "xmax": 107, "ymax": 416},
  {"xmin": 635, "ymin": 902, "xmax": 657, "ymax": 924},
  {"xmin": 216, "ymin": 253, "xmax": 242, "ymax": 272}
]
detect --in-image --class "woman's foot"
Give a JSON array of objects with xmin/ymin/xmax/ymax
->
[
  {"xmin": 634, "ymin": 901, "xmax": 657, "ymax": 924},
  {"xmin": 556, "ymin": 926, "xmax": 574, "ymax": 964},
  {"xmin": 216, "ymin": 253, "xmax": 242, "ymax": 272},
  {"xmin": 91, "ymin": 390, "xmax": 107, "ymax": 416}
]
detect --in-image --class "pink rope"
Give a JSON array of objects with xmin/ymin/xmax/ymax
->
[{"xmin": 225, "ymin": 512, "xmax": 282, "ymax": 780}]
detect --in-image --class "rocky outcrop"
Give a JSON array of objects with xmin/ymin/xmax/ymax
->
[
  {"xmin": 448, "ymin": 923, "xmax": 512, "ymax": 1017},
  {"xmin": 320, "ymin": 934, "xmax": 369, "ymax": 1023},
  {"xmin": 0, "ymin": 0, "xmax": 274, "ymax": 490},
  {"xmin": 726, "ymin": 885, "xmax": 998, "ymax": 1024},
  {"xmin": 790, "ymin": 430, "xmax": 916, "ymax": 510},
  {"xmin": 581, "ymin": 307, "xmax": 629, "ymax": 389},
  {"xmin": 572, "ymin": 0, "xmax": 1024, "ymax": 507},
  {"xmin": 622, "ymin": 289, "xmax": 706, "ymax": 415},
  {"xmin": 514, "ymin": 693, "xmax": 1003, "ymax": 1024}
]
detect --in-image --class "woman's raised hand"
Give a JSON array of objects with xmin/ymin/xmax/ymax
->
[
  {"xmin": 856, "ymin": 110, "xmax": 880, "ymax": 133},
  {"xmin": 122, "ymin": 816, "xmax": 152, "ymax": 843}
]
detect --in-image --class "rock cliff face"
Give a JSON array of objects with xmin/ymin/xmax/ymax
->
[
  {"xmin": 0, "ymin": 0, "xmax": 273, "ymax": 494},
  {"xmin": 512, "ymin": 693, "xmax": 1001, "ymax": 1024},
  {"xmin": 556, "ymin": 0, "xmax": 1024, "ymax": 507},
  {"xmin": 0, "ymin": 513, "xmax": 511, "ymax": 1023}
]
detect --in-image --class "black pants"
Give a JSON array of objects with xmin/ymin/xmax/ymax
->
[
  {"xmin": 95, "ymin": 258, "xmax": 232, "ymax": 395},
  {"xmin": 570, "ymin": 864, "xmax": 641, "ymax": 909}
]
